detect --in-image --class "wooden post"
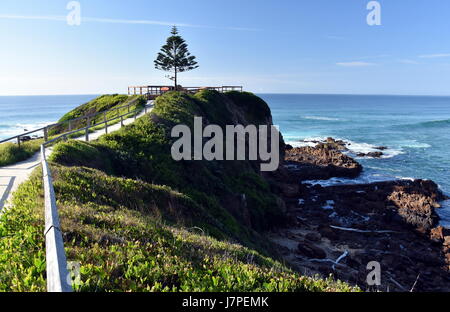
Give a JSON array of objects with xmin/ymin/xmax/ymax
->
[
  {"xmin": 44, "ymin": 127, "xmax": 48, "ymax": 142},
  {"xmin": 68, "ymin": 121, "xmax": 72, "ymax": 132},
  {"xmin": 85, "ymin": 117, "xmax": 90, "ymax": 142},
  {"xmin": 121, "ymin": 115, "xmax": 124, "ymax": 127},
  {"xmin": 104, "ymin": 112, "xmax": 108, "ymax": 134},
  {"xmin": 17, "ymin": 136, "xmax": 21, "ymax": 148}
]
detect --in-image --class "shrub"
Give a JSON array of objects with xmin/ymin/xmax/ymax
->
[{"xmin": 0, "ymin": 139, "xmax": 43, "ymax": 167}]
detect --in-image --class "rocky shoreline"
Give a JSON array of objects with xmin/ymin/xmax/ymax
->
[{"xmin": 270, "ymin": 138, "xmax": 450, "ymax": 291}]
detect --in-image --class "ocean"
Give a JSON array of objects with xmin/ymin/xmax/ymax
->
[
  {"xmin": 260, "ymin": 94, "xmax": 450, "ymax": 227},
  {"xmin": 1, "ymin": 94, "xmax": 449, "ymax": 226},
  {"xmin": 0, "ymin": 95, "xmax": 98, "ymax": 141}
]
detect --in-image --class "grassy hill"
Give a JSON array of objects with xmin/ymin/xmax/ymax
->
[{"xmin": 0, "ymin": 91, "xmax": 359, "ymax": 292}]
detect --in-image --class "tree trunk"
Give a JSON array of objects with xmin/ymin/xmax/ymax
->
[{"xmin": 174, "ymin": 67, "xmax": 178, "ymax": 91}]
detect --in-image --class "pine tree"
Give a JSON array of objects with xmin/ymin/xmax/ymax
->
[{"xmin": 154, "ymin": 26, "xmax": 199, "ymax": 90}]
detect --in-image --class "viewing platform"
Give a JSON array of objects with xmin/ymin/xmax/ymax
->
[{"xmin": 127, "ymin": 85, "xmax": 243, "ymax": 99}]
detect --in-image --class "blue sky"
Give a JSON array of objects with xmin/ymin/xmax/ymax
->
[{"xmin": 0, "ymin": 0, "xmax": 449, "ymax": 95}]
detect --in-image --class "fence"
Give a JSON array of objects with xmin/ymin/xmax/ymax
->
[
  {"xmin": 2, "ymin": 85, "xmax": 243, "ymax": 291},
  {"xmin": 40, "ymin": 99, "xmax": 153, "ymax": 291},
  {"xmin": 127, "ymin": 85, "xmax": 243, "ymax": 99},
  {"xmin": 0, "ymin": 97, "xmax": 144, "ymax": 147}
]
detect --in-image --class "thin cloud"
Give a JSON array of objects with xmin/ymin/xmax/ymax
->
[
  {"xmin": 336, "ymin": 61, "xmax": 375, "ymax": 67},
  {"xmin": 418, "ymin": 53, "xmax": 450, "ymax": 59},
  {"xmin": 0, "ymin": 14, "xmax": 260, "ymax": 32},
  {"xmin": 399, "ymin": 59, "xmax": 419, "ymax": 65}
]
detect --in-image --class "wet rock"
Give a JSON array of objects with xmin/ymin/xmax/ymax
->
[
  {"xmin": 297, "ymin": 241, "xmax": 327, "ymax": 259},
  {"xmin": 444, "ymin": 236, "xmax": 450, "ymax": 247},
  {"xmin": 387, "ymin": 180, "xmax": 442, "ymax": 231},
  {"xmin": 357, "ymin": 151, "xmax": 383, "ymax": 158},
  {"xmin": 318, "ymin": 225, "xmax": 339, "ymax": 241},
  {"xmin": 285, "ymin": 144, "xmax": 294, "ymax": 150},
  {"xmin": 281, "ymin": 184, "xmax": 300, "ymax": 198},
  {"xmin": 305, "ymin": 232, "xmax": 322, "ymax": 242},
  {"xmin": 430, "ymin": 226, "xmax": 447, "ymax": 242},
  {"xmin": 285, "ymin": 144, "xmax": 362, "ymax": 180}
]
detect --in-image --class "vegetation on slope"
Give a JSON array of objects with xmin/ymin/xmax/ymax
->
[
  {"xmin": 0, "ymin": 166, "xmax": 357, "ymax": 292},
  {"xmin": 49, "ymin": 94, "xmax": 146, "ymax": 136},
  {"xmin": 0, "ymin": 90, "xmax": 359, "ymax": 292},
  {"xmin": 0, "ymin": 139, "xmax": 43, "ymax": 167}
]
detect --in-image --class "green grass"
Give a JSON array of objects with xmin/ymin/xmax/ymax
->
[
  {"xmin": 49, "ymin": 94, "xmax": 146, "ymax": 137},
  {"xmin": 0, "ymin": 90, "xmax": 360, "ymax": 292},
  {"xmin": 0, "ymin": 139, "xmax": 43, "ymax": 167},
  {"xmin": 0, "ymin": 95, "xmax": 145, "ymax": 167},
  {"xmin": 0, "ymin": 165, "xmax": 358, "ymax": 292},
  {"xmin": 0, "ymin": 168, "xmax": 46, "ymax": 291}
]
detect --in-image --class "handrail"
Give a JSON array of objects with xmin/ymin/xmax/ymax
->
[
  {"xmin": 41, "ymin": 145, "xmax": 73, "ymax": 292},
  {"xmin": 44, "ymin": 102, "xmax": 152, "ymax": 146},
  {"xmin": 49, "ymin": 96, "xmax": 142, "ymax": 130},
  {"xmin": 0, "ymin": 95, "xmax": 143, "ymax": 146},
  {"xmin": 39, "ymin": 100, "xmax": 152, "ymax": 292}
]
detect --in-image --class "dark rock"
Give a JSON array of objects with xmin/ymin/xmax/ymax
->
[
  {"xmin": 285, "ymin": 143, "xmax": 362, "ymax": 180},
  {"xmin": 297, "ymin": 241, "xmax": 327, "ymax": 259},
  {"xmin": 318, "ymin": 225, "xmax": 339, "ymax": 241},
  {"xmin": 281, "ymin": 184, "xmax": 300, "ymax": 198},
  {"xmin": 357, "ymin": 151, "xmax": 383, "ymax": 158},
  {"xmin": 305, "ymin": 232, "xmax": 322, "ymax": 242},
  {"xmin": 285, "ymin": 144, "xmax": 294, "ymax": 150},
  {"xmin": 430, "ymin": 226, "xmax": 447, "ymax": 242}
]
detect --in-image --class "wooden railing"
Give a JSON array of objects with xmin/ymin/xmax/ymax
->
[
  {"xmin": 3, "ymin": 85, "xmax": 245, "ymax": 291},
  {"xmin": 41, "ymin": 145, "xmax": 73, "ymax": 292},
  {"xmin": 0, "ymin": 97, "xmax": 143, "ymax": 147},
  {"xmin": 0, "ymin": 97, "xmax": 153, "ymax": 292},
  {"xmin": 128, "ymin": 85, "xmax": 243, "ymax": 99},
  {"xmin": 40, "ymin": 100, "xmax": 154, "ymax": 292}
]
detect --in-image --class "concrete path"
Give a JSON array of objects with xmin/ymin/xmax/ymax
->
[{"xmin": 0, "ymin": 101, "xmax": 153, "ymax": 213}]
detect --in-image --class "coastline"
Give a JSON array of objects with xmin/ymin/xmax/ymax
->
[{"xmin": 268, "ymin": 138, "xmax": 450, "ymax": 291}]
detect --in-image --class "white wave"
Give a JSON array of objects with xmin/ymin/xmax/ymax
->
[
  {"xmin": 287, "ymin": 136, "xmax": 404, "ymax": 159},
  {"xmin": 15, "ymin": 121, "xmax": 54, "ymax": 130},
  {"xmin": 345, "ymin": 140, "xmax": 403, "ymax": 159},
  {"xmin": 302, "ymin": 171, "xmax": 408, "ymax": 187},
  {"xmin": 0, "ymin": 121, "xmax": 54, "ymax": 140},
  {"xmin": 398, "ymin": 140, "xmax": 431, "ymax": 149}
]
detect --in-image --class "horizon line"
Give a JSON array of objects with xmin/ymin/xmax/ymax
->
[{"xmin": 1, "ymin": 92, "xmax": 450, "ymax": 97}]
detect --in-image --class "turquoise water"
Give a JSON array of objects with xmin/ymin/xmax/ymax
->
[
  {"xmin": 0, "ymin": 95, "xmax": 98, "ymax": 141},
  {"xmin": 1, "ymin": 94, "xmax": 449, "ymax": 226},
  {"xmin": 260, "ymin": 94, "xmax": 450, "ymax": 227}
]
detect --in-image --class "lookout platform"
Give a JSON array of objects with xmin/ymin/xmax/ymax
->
[{"xmin": 127, "ymin": 85, "xmax": 243, "ymax": 99}]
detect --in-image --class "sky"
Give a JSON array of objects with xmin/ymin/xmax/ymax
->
[{"xmin": 0, "ymin": 0, "xmax": 449, "ymax": 96}]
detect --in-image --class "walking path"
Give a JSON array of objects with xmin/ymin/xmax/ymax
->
[{"xmin": 0, "ymin": 101, "xmax": 153, "ymax": 213}]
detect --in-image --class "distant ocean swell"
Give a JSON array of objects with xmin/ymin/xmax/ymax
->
[{"xmin": 397, "ymin": 118, "xmax": 450, "ymax": 129}]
